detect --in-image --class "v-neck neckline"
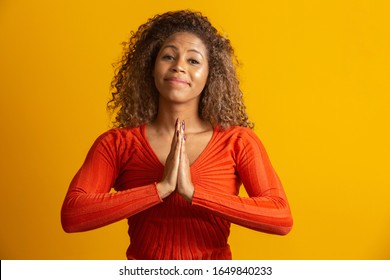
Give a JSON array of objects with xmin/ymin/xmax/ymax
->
[{"xmin": 140, "ymin": 124, "xmax": 218, "ymax": 169}]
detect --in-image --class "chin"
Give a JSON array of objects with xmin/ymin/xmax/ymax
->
[{"xmin": 160, "ymin": 93, "xmax": 200, "ymax": 105}]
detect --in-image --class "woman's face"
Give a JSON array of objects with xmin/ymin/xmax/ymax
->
[{"xmin": 153, "ymin": 32, "xmax": 209, "ymax": 105}]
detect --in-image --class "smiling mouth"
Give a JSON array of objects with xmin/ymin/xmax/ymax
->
[{"xmin": 164, "ymin": 77, "xmax": 190, "ymax": 85}]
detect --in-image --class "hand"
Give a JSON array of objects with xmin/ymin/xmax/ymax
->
[
  {"xmin": 156, "ymin": 119, "xmax": 181, "ymax": 199},
  {"xmin": 177, "ymin": 121, "xmax": 194, "ymax": 202},
  {"xmin": 156, "ymin": 119, "xmax": 194, "ymax": 202}
]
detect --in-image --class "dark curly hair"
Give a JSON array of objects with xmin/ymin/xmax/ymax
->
[{"xmin": 108, "ymin": 10, "xmax": 253, "ymax": 129}]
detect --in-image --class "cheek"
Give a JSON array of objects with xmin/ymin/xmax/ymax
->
[
  {"xmin": 153, "ymin": 58, "xmax": 165, "ymax": 77},
  {"xmin": 153, "ymin": 64, "xmax": 164, "ymax": 83},
  {"xmin": 194, "ymin": 68, "xmax": 209, "ymax": 85}
]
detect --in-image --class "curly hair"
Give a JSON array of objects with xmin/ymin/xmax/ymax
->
[{"xmin": 108, "ymin": 10, "xmax": 253, "ymax": 129}]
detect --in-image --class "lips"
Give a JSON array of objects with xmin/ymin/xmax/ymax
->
[{"xmin": 164, "ymin": 77, "xmax": 190, "ymax": 86}]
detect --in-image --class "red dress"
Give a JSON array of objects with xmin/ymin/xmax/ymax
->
[{"xmin": 61, "ymin": 125, "xmax": 293, "ymax": 259}]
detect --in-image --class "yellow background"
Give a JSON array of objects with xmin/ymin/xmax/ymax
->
[{"xmin": 1, "ymin": 0, "xmax": 389, "ymax": 259}]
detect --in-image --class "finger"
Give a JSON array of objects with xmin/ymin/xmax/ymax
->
[
  {"xmin": 170, "ymin": 120, "xmax": 183, "ymax": 167},
  {"xmin": 167, "ymin": 118, "xmax": 181, "ymax": 162},
  {"xmin": 169, "ymin": 118, "xmax": 179, "ymax": 151},
  {"xmin": 174, "ymin": 129, "xmax": 182, "ymax": 158},
  {"xmin": 180, "ymin": 121, "xmax": 186, "ymax": 152},
  {"xmin": 180, "ymin": 135, "xmax": 189, "ymax": 166},
  {"xmin": 177, "ymin": 134, "xmax": 193, "ymax": 202},
  {"xmin": 181, "ymin": 120, "xmax": 185, "ymax": 133}
]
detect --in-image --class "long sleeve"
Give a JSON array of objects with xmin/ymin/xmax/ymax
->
[
  {"xmin": 61, "ymin": 129, "xmax": 163, "ymax": 233},
  {"xmin": 62, "ymin": 125, "xmax": 291, "ymax": 260},
  {"xmin": 191, "ymin": 127, "xmax": 293, "ymax": 235}
]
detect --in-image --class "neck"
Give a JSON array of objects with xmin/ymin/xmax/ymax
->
[{"xmin": 151, "ymin": 100, "xmax": 208, "ymax": 134}]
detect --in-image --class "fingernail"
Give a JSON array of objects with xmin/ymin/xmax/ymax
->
[
  {"xmin": 182, "ymin": 120, "xmax": 185, "ymax": 131},
  {"xmin": 184, "ymin": 134, "xmax": 187, "ymax": 141}
]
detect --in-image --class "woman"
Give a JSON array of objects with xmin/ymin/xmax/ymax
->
[{"xmin": 61, "ymin": 10, "xmax": 293, "ymax": 260}]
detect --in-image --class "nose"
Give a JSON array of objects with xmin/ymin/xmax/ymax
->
[{"xmin": 170, "ymin": 58, "xmax": 186, "ymax": 73}]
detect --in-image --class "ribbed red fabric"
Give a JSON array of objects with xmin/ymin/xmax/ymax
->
[{"xmin": 61, "ymin": 125, "xmax": 293, "ymax": 259}]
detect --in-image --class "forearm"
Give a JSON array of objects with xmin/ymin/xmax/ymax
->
[
  {"xmin": 61, "ymin": 184, "xmax": 162, "ymax": 232},
  {"xmin": 192, "ymin": 185, "xmax": 293, "ymax": 235}
]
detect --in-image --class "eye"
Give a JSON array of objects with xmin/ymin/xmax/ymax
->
[
  {"xmin": 188, "ymin": 59, "xmax": 200, "ymax": 65},
  {"xmin": 162, "ymin": 55, "xmax": 175, "ymax": 61}
]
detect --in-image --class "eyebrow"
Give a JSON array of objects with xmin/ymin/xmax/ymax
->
[{"xmin": 161, "ymin": 45, "xmax": 205, "ymax": 58}]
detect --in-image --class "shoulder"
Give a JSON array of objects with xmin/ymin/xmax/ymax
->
[
  {"xmin": 91, "ymin": 126, "xmax": 145, "ymax": 153},
  {"xmin": 214, "ymin": 125, "xmax": 259, "ymax": 142},
  {"xmin": 82, "ymin": 125, "xmax": 147, "ymax": 167},
  {"xmin": 213, "ymin": 125, "xmax": 267, "ymax": 155},
  {"xmin": 96, "ymin": 126, "xmax": 142, "ymax": 141}
]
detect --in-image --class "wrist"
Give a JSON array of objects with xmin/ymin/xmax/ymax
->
[
  {"xmin": 156, "ymin": 181, "xmax": 175, "ymax": 199},
  {"xmin": 187, "ymin": 188, "xmax": 194, "ymax": 203},
  {"xmin": 181, "ymin": 182, "xmax": 195, "ymax": 203}
]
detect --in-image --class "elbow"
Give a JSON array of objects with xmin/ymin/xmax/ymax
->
[
  {"xmin": 263, "ymin": 208, "xmax": 293, "ymax": 236},
  {"xmin": 276, "ymin": 215, "xmax": 293, "ymax": 236},
  {"xmin": 62, "ymin": 225, "xmax": 74, "ymax": 234},
  {"xmin": 62, "ymin": 221, "xmax": 75, "ymax": 233},
  {"xmin": 61, "ymin": 217, "xmax": 85, "ymax": 233},
  {"xmin": 61, "ymin": 207, "xmax": 94, "ymax": 233},
  {"xmin": 249, "ymin": 214, "xmax": 293, "ymax": 236},
  {"xmin": 61, "ymin": 216, "xmax": 89, "ymax": 233},
  {"xmin": 278, "ymin": 224, "xmax": 293, "ymax": 236},
  {"xmin": 269, "ymin": 224, "xmax": 292, "ymax": 236},
  {"xmin": 61, "ymin": 206, "xmax": 81, "ymax": 233},
  {"xmin": 274, "ymin": 198, "xmax": 293, "ymax": 235},
  {"xmin": 61, "ymin": 196, "xmax": 84, "ymax": 233},
  {"xmin": 61, "ymin": 214, "xmax": 77, "ymax": 233}
]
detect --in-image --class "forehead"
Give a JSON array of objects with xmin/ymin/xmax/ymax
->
[{"xmin": 161, "ymin": 32, "xmax": 207, "ymax": 53}]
